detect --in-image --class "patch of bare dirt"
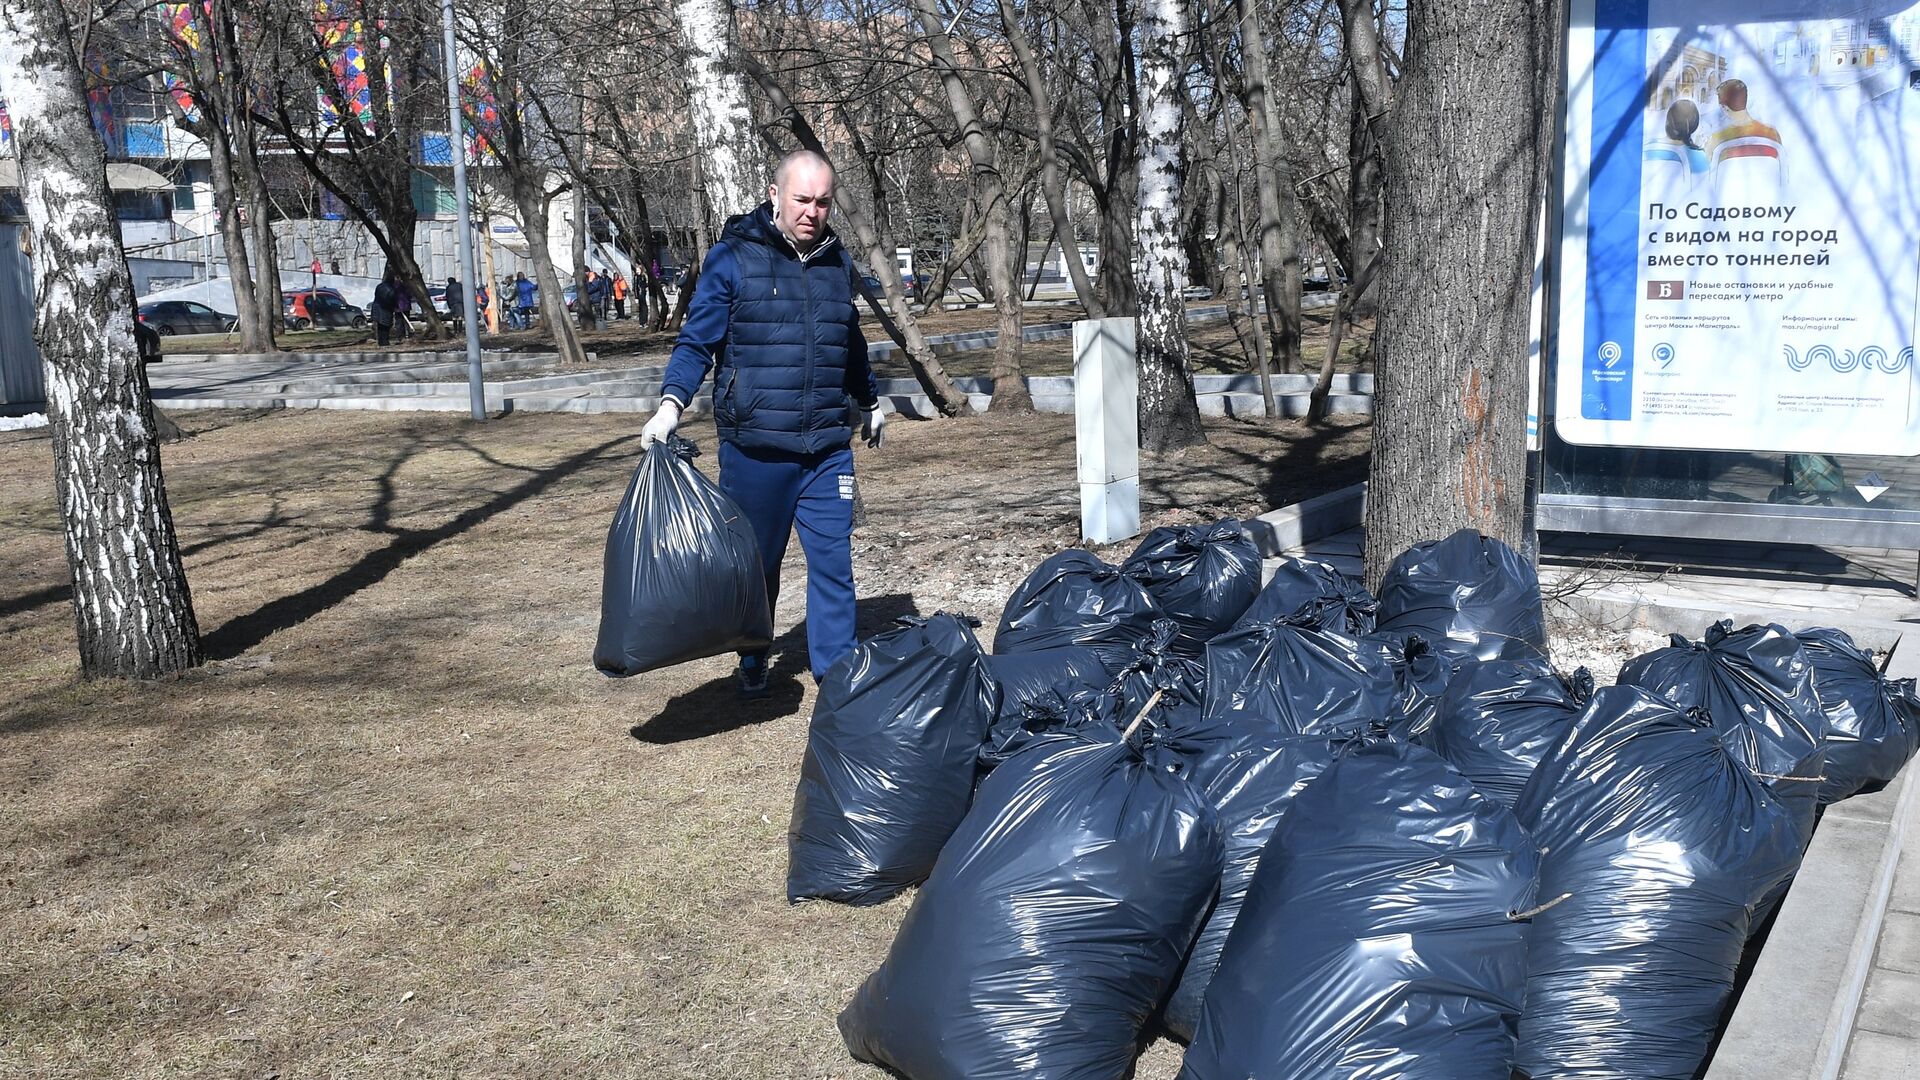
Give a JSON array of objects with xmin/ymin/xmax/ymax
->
[{"xmin": 0, "ymin": 406, "xmax": 1368, "ymax": 1079}]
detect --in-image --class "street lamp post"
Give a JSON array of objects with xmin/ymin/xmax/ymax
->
[{"xmin": 440, "ymin": 0, "xmax": 486, "ymax": 421}]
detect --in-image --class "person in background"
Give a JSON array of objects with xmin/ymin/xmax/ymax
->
[
  {"xmin": 370, "ymin": 271, "xmax": 398, "ymax": 346},
  {"xmin": 444, "ymin": 275, "xmax": 464, "ymax": 330},
  {"xmin": 588, "ymin": 268, "xmax": 611, "ymax": 322},
  {"xmin": 611, "ymin": 271, "xmax": 629, "ymax": 320},
  {"xmin": 513, "ymin": 272, "xmax": 536, "ymax": 329}
]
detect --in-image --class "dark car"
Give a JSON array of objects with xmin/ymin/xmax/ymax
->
[
  {"xmin": 283, "ymin": 290, "xmax": 367, "ymax": 330},
  {"xmin": 137, "ymin": 299, "xmax": 238, "ymax": 336}
]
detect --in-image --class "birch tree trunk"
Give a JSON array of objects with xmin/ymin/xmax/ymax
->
[
  {"xmin": 0, "ymin": 0, "xmax": 202, "ymax": 678},
  {"xmin": 1362, "ymin": 0, "xmax": 1564, "ymax": 585},
  {"xmin": 909, "ymin": 0, "xmax": 1032, "ymax": 412},
  {"xmin": 672, "ymin": 0, "xmax": 765, "ymax": 219},
  {"xmin": 1135, "ymin": 0, "xmax": 1204, "ymax": 451}
]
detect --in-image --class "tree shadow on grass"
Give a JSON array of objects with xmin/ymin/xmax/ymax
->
[
  {"xmin": 629, "ymin": 591, "xmax": 921, "ymax": 744},
  {"xmin": 202, "ymin": 431, "xmax": 640, "ymax": 660}
]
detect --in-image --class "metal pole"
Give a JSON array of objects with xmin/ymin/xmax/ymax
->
[{"xmin": 440, "ymin": 0, "xmax": 486, "ymax": 421}]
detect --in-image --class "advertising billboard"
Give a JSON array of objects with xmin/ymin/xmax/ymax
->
[{"xmin": 1556, "ymin": 0, "xmax": 1920, "ymax": 455}]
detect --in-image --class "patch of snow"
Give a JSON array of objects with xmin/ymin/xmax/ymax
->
[{"xmin": 0, "ymin": 413, "xmax": 50, "ymax": 432}]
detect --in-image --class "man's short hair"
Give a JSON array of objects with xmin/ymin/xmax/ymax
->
[
  {"xmin": 1717, "ymin": 79, "xmax": 1748, "ymax": 110},
  {"xmin": 773, "ymin": 149, "xmax": 834, "ymax": 189}
]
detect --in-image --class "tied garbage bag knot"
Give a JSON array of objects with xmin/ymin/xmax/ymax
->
[
  {"xmin": 1119, "ymin": 520, "xmax": 1262, "ymax": 655},
  {"xmin": 1235, "ymin": 557, "xmax": 1379, "ymax": 636}
]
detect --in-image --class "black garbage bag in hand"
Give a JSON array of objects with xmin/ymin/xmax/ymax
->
[
  {"xmin": 1120, "ymin": 520, "xmax": 1263, "ymax": 654},
  {"xmin": 1376, "ymin": 529, "xmax": 1547, "ymax": 661},
  {"xmin": 1422, "ymin": 658, "xmax": 1594, "ymax": 807},
  {"xmin": 1796, "ymin": 627, "xmax": 1920, "ymax": 804},
  {"xmin": 1233, "ymin": 556, "xmax": 1378, "ymax": 635},
  {"xmin": 1513, "ymin": 686, "xmax": 1805, "ymax": 1080},
  {"xmin": 1180, "ymin": 737, "xmax": 1542, "ymax": 1080},
  {"xmin": 1619, "ymin": 620, "xmax": 1829, "ymax": 842},
  {"xmin": 1201, "ymin": 612, "xmax": 1399, "ymax": 737},
  {"xmin": 839, "ymin": 714, "xmax": 1223, "ymax": 1080},
  {"xmin": 1360, "ymin": 630, "xmax": 1461, "ymax": 740},
  {"xmin": 787, "ymin": 614, "xmax": 999, "ymax": 906},
  {"xmin": 1159, "ymin": 715, "xmax": 1341, "ymax": 1042},
  {"xmin": 593, "ymin": 436, "xmax": 772, "ymax": 676},
  {"xmin": 995, "ymin": 549, "xmax": 1160, "ymax": 669}
]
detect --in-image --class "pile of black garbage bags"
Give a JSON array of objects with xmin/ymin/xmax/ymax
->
[{"xmin": 783, "ymin": 522, "xmax": 1920, "ymax": 1080}]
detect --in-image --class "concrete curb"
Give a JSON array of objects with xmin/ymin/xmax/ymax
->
[{"xmin": 1244, "ymin": 482, "xmax": 1366, "ymax": 557}]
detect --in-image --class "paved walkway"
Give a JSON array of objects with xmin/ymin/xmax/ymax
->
[{"xmin": 1848, "ymin": 840, "xmax": 1920, "ymax": 1078}]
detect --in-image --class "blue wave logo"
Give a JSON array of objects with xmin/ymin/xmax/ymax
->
[
  {"xmin": 1783, "ymin": 344, "xmax": 1914, "ymax": 373},
  {"xmin": 1651, "ymin": 343, "xmax": 1675, "ymax": 368}
]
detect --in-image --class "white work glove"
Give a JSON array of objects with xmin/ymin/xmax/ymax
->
[
  {"xmin": 861, "ymin": 405, "xmax": 886, "ymax": 449},
  {"xmin": 642, "ymin": 399, "xmax": 682, "ymax": 449}
]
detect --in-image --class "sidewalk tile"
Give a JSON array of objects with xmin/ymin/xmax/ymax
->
[
  {"xmin": 1878, "ymin": 911, "xmax": 1920, "ymax": 974},
  {"xmin": 1842, "ymin": 1029, "xmax": 1920, "ymax": 1080},
  {"xmin": 1856, "ymin": 966, "xmax": 1920, "ymax": 1038}
]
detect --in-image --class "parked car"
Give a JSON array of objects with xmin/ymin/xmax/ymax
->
[
  {"xmin": 282, "ymin": 289, "xmax": 367, "ymax": 331},
  {"xmin": 137, "ymin": 300, "xmax": 238, "ymax": 336}
]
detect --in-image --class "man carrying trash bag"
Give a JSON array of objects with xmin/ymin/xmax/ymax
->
[{"xmin": 640, "ymin": 149, "xmax": 885, "ymax": 695}]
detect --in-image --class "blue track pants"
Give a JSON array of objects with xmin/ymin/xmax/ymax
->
[{"xmin": 718, "ymin": 442, "xmax": 859, "ymax": 680}]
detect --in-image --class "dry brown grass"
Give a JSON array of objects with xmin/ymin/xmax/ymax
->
[{"xmin": 0, "ymin": 406, "xmax": 1368, "ymax": 1079}]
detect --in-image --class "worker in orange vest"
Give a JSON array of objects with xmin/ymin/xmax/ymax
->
[{"xmin": 611, "ymin": 272, "xmax": 629, "ymax": 321}]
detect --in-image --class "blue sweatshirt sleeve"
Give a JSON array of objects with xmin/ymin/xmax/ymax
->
[
  {"xmin": 844, "ymin": 276, "xmax": 878, "ymax": 411},
  {"xmin": 660, "ymin": 243, "xmax": 738, "ymax": 408}
]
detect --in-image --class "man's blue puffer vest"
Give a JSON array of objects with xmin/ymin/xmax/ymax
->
[{"xmin": 660, "ymin": 203, "xmax": 877, "ymax": 456}]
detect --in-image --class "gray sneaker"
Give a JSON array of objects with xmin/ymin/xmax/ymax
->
[{"xmin": 737, "ymin": 655, "xmax": 771, "ymax": 700}]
